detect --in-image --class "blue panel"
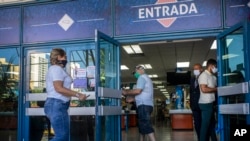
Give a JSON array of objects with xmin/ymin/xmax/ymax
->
[
  {"xmin": 225, "ymin": 0, "xmax": 250, "ymax": 27},
  {"xmin": 0, "ymin": 8, "xmax": 20, "ymax": 45},
  {"xmin": 115, "ymin": 0, "xmax": 222, "ymax": 36},
  {"xmin": 23, "ymin": 0, "xmax": 112, "ymax": 43}
]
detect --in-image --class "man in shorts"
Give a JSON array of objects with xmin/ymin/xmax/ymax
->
[{"xmin": 122, "ymin": 65, "xmax": 156, "ymax": 141}]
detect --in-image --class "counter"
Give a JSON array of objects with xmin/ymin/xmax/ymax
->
[
  {"xmin": 169, "ymin": 109, "xmax": 193, "ymax": 130},
  {"xmin": 121, "ymin": 110, "xmax": 137, "ymax": 130}
]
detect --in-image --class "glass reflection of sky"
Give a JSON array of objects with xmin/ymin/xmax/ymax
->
[{"xmin": 0, "ymin": 48, "xmax": 19, "ymax": 65}]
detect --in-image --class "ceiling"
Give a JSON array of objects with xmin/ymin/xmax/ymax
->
[{"xmin": 120, "ymin": 37, "xmax": 217, "ymax": 100}]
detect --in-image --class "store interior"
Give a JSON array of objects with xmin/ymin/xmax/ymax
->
[{"xmin": 120, "ymin": 37, "xmax": 217, "ymax": 125}]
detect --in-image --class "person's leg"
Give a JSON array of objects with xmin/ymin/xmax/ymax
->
[
  {"xmin": 137, "ymin": 105, "xmax": 156, "ymax": 141},
  {"xmin": 199, "ymin": 103, "xmax": 213, "ymax": 141},
  {"xmin": 208, "ymin": 110, "xmax": 217, "ymax": 141},
  {"xmin": 192, "ymin": 109, "xmax": 202, "ymax": 140},
  {"xmin": 45, "ymin": 98, "xmax": 70, "ymax": 141},
  {"xmin": 147, "ymin": 132, "xmax": 156, "ymax": 141}
]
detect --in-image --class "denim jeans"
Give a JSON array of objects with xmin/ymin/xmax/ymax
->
[{"xmin": 44, "ymin": 98, "xmax": 70, "ymax": 141}]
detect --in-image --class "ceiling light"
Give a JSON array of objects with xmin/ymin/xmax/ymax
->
[
  {"xmin": 121, "ymin": 65, "xmax": 129, "ymax": 70},
  {"xmin": 160, "ymin": 89, "xmax": 167, "ymax": 91},
  {"xmin": 131, "ymin": 45, "xmax": 143, "ymax": 53},
  {"xmin": 123, "ymin": 45, "xmax": 134, "ymax": 54},
  {"xmin": 157, "ymin": 85, "xmax": 165, "ymax": 88},
  {"xmin": 148, "ymin": 74, "xmax": 158, "ymax": 78},
  {"xmin": 210, "ymin": 40, "xmax": 217, "ymax": 49},
  {"xmin": 177, "ymin": 62, "xmax": 190, "ymax": 68},
  {"xmin": 202, "ymin": 61, "xmax": 207, "ymax": 66},
  {"xmin": 123, "ymin": 45, "xmax": 143, "ymax": 54}
]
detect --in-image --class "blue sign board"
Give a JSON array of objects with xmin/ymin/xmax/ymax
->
[
  {"xmin": 23, "ymin": 0, "xmax": 112, "ymax": 43},
  {"xmin": 115, "ymin": 0, "xmax": 222, "ymax": 36},
  {"xmin": 225, "ymin": 0, "xmax": 250, "ymax": 27},
  {"xmin": 0, "ymin": 8, "xmax": 20, "ymax": 45}
]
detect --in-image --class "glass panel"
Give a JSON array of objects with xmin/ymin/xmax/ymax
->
[
  {"xmin": 220, "ymin": 27, "xmax": 246, "ymax": 140},
  {"xmin": 28, "ymin": 52, "xmax": 51, "ymax": 141},
  {"xmin": 69, "ymin": 49, "xmax": 96, "ymax": 141},
  {"xmin": 222, "ymin": 28, "xmax": 245, "ymax": 86},
  {"xmin": 0, "ymin": 48, "xmax": 19, "ymax": 140},
  {"xmin": 98, "ymin": 38, "xmax": 119, "ymax": 141}
]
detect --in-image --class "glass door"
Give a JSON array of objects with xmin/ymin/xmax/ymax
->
[
  {"xmin": 95, "ymin": 30, "xmax": 121, "ymax": 141},
  {"xmin": 217, "ymin": 20, "xmax": 250, "ymax": 141},
  {"xmin": 0, "ymin": 47, "xmax": 20, "ymax": 141},
  {"xmin": 23, "ymin": 44, "xmax": 98, "ymax": 141}
]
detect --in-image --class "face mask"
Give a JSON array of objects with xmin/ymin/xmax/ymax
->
[
  {"xmin": 212, "ymin": 67, "xmax": 218, "ymax": 73},
  {"xmin": 193, "ymin": 70, "xmax": 200, "ymax": 76},
  {"xmin": 134, "ymin": 72, "xmax": 140, "ymax": 79},
  {"xmin": 58, "ymin": 60, "xmax": 68, "ymax": 68}
]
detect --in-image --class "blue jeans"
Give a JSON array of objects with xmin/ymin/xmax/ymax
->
[
  {"xmin": 137, "ymin": 105, "xmax": 154, "ymax": 134},
  {"xmin": 44, "ymin": 98, "xmax": 70, "ymax": 141}
]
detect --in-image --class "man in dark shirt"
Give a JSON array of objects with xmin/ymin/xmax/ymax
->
[{"xmin": 190, "ymin": 63, "xmax": 203, "ymax": 141}]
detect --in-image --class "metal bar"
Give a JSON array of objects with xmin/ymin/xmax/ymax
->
[
  {"xmin": 219, "ymin": 103, "xmax": 249, "ymax": 114},
  {"xmin": 98, "ymin": 106, "xmax": 122, "ymax": 116},
  {"xmin": 98, "ymin": 87, "xmax": 121, "ymax": 98},
  {"xmin": 217, "ymin": 82, "xmax": 248, "ymax": 96},
  {"xmin": 26, "ymin": 92, "xmax": 95, "ymax": 101},
  {"xmin": 26, "ymin": 107, "xmax": 96, "ymax": 116}
]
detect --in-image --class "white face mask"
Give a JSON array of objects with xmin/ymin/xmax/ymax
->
[
  {"xmin": 193, "ymin": 70, "xmax": 200, "ymax": 76},
  {"xmin": 212, "ymin": 67, "xmax": 218, "ymax": 73}
]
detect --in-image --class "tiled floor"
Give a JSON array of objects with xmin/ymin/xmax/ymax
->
[{"xmin": 122, "ymin": 120, "xmax": 198, "ymax": 141}]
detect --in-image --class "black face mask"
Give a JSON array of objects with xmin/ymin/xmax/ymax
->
[{"xmin": 57, "ymin": 60, "xmax": 68, "ymax": 68}]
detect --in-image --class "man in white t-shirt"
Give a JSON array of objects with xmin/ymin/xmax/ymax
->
[{"xmin": 198, "ymin": 59, "xmax": 218, "ymax": 141}]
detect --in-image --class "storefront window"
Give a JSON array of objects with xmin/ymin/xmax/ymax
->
[{"xmin": 0, "ymin": 47, "xmax": 19, "ymax": 140}]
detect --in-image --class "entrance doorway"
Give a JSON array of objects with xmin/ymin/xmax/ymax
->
[
  {"xmin": 22, "ymin": 30, "xmax": 122, "ymax": 141},
  {"xmin": 120, "ymin": 37, "xmax": 217, "ymax": 140}
]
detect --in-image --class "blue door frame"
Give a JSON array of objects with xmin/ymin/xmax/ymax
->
[
  {"xmin": 217, "ymin": 20, "xmax": 250, "ymax": 141},
  {"xmin": 95, "ymin": 29, "xmax": 121, "ymax": 141}
]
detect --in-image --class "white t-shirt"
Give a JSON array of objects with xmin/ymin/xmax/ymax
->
[
  {"xmin": 198, "ymin": 70, "xmax": 217, "ymax": 104},
  {"xmin": 46, "ymin": 65, "xmax": 72, "ymax": 102}
]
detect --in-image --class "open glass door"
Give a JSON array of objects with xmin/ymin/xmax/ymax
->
[
  {"xmin": 95, "ymin": 30, "xmax": 121, "ymax": 141},
  {"xmin": 217, "ymin": 20, "xmax": 250, "ymax": 141},
  {"xmin": 22, "ymin": 31, "xmax": 121, "ymax": 141}
]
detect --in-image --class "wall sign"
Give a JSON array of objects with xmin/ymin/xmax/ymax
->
[
  {"xmin": 115, "ymin": 0, "xmax": 222, "ymax": 36},
  {"xmin": 0, "ymin": 7, "xmax": 20, "ymax": 45},
  {"xmin": 23, "ymin": 0, "xmax": 112, "ymax": 43},
  {"xmin": 225, "ymin": 0, "xmax": 250, "ymax": 27}
]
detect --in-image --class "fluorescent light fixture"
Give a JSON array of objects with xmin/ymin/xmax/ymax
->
[
  {"xmin": 202, "ymin": 61, "xmax": 207, "ymax": 66},
  {"xmin": 148, "ymin": 74, "xmax": 158, "ymax": 78},
  {"xmin": 162, "ymin": 91, "xmax": 168, "ymax": 94},
  {"xmin": 123, "ymin": 45, "xmax": 134, "ymax": 54},
  {"xmin": 177, "ymin": 62, "xmax": 190, "ymax": 68},
  {"xmin": 131, "ymin": 45, "xmax": 143, "ymax": 53},
  {"xmin": 121, "ymin": 65, "xmax": 129, "ymax": 70},
  {"xmin": 143, "ymin": 64, "xmax": 152, "ymax": 69},
  {"xmin": 160, "ymin": 89, "xmax": 167, "ymax": 91},
  {"xmin": 123, "ymin": 45, "xmax": 143, "ymax": 54},
  {"xmin": 210, "ymin": 40, "xmax": 217, "ymax": 49},
  {"xmin": 157, "ymin": 85, "xmax": 165, "ymax": 88},
  {"xmin": 222, "ymin": 54, "xmax": 239, "ymax": 60}
]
